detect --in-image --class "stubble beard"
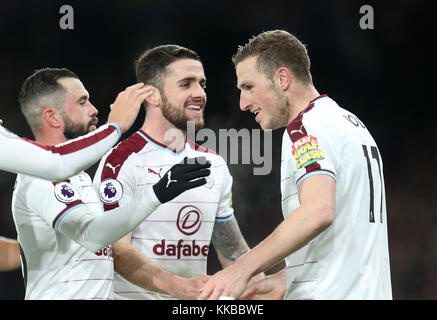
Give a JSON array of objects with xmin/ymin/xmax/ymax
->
[
  {"xmin": 269, "ymin": 89, "xmax": 293, "ymax": 130},
  {"xmin": 62, "ymin": 115, "xmax": 98, "ymax": 140},
  {"xmin": 160, "ymin": 94, "xmax": 205, "ymax": 132}
]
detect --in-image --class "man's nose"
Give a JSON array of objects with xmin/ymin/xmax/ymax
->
[
  {"xmin": 88, "ymin": 102, "xmax": 98, "ymax": 117},
  {"xmin": 193, "ymin": 83, "xmax": 207, "ymax": 100},
  {"xmin": 239, "ymin": 91, "xmax": 251, "ymax": 111}
]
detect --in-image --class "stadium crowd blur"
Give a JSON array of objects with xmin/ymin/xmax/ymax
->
[{"xmin": 0, "ymin": 0, "xmax": 435, "ymax": 299}]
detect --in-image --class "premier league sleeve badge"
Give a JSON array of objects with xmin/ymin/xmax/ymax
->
[
  {"xmin": 54, "ymin": 181, "xmax": 80, "ymax": 204},
  {"xmin": 99, "ymin": 178, "xmax": 123, "ymax": 204}
]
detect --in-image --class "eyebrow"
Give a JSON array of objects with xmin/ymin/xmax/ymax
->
[
  {"xmin": 178, "ymin": 76, "xmax": 206, "ymax": 84},
  {"xmin": 237, "ymin": 82, "xmax": 251, "ymax": 90},
  {"xmin": 77, "ymin": 94, "xmax": 89, "ymax": 102}
]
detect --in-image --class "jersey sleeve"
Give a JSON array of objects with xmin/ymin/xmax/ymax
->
[
  {"xmin": 20, "ymin": 173, "xmax": 161, "ymax": 253},
  {"xmin": 57, "ymin": 184, "xmax": 160, "ymax": 252},
  {"xmin": 215, "ymin": 162, "xmax": 235, "ymax": 222},
  {"xmin": 93, "ymin": 132, "xmax": 149, "ymax": 213},
  {"xmin": 93, "ymin": 146, "xmax": 141, "ymax": 216},
  {"xmin": 287, "ymin": 116, "xmax": 337, "ymax": 187},
  {"xmin": 22, "ymin": 178, "xmax": 86, "ymax": 231},
  {"xmin": 0, "ymin": 123, "xmax": 120, "ymax": 181}
]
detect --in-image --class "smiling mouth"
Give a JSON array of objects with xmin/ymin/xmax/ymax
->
[
  {"xmin": 253, "ymin": 110, "xmax": 262, "ymax": 122},
  {"xmin": 185, "ymin": 105, "xmax": 204, "ymax": 115},
  {"xmin": 186, "ymin": 105, "xmax": 202, "ymax": 111}
]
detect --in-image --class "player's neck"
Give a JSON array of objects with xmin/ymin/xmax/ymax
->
[
  {"xmin": 288, "ymin": 84, "xmax": 320, "ymax": 122},
  {"xmin": 34, "ymin": 128, "xmax": 67, "ymax": 146},
  {"xmin": 141, "ymin": 112, "xmax": 186, "ymax": 153}
]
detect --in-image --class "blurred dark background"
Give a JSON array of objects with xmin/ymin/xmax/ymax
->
[{"xmin": 0, "ymin": 0, "xmax": 435, "ymax": 299}]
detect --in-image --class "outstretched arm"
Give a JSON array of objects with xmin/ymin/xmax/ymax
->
[
  {"xmin": 0, "ymin": 84, "xmax": 151, "ymax": 180},
  {"xmin": 0, "ymin": 123, "xmax": 120, "ymax": 180},
  {"xmin": 212, "ymin": 217, "xmax": 265, "ymax": 284},
  {"xmin": 57, "ymin": 157, "xmax": 211, "ymax": 252},
  {"xmin": 212, "ymin": 217, "xmax": 249, "ymax": 268},
  {"xmin": 198, "ymin": 174, "xmax": 335, "ymax": 300}
]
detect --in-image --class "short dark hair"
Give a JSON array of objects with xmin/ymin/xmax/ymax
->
[
  {"xmin": 232, "ymin": 30, "xmax": 313, "ymax": 85},
  {"xmin": 134, "ymin": 45, "xmax": 201, "ymax": 91},
  {"xmin": 18, "ymin": 67, "xmax": 79, "ymax": 131}
]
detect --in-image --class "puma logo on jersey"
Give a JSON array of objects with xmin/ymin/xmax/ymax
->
[
  {"xmin": 165, "ymin": 171, "xmax": 177, "ymax": 188},
  {"xmin": 148, "ymin": 168, "xmax": 162, "ymax": 179},
  {"xmin": 289, "ymin": 124, "xmax": 305, "ymax": 136},
  {"xmin": 105, "ymin": 163, "xmax": 121, "ymax": 174}
]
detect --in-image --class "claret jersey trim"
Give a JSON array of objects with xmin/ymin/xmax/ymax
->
[
  {"xmin": 138, "ymin": 130, "xmax": 187, "ymax": 157},
  {"xmin": 52, "ymin": 200, "xmax": 86, "ymax": 231},
  {"xmin": 302, "ymin": 94, "xmax": 328, "ymax": 114},
  {"xmin": 107, "ymin": 123, "xmax": 121, "ymax": 138},
  {"xmin": 296, "ymin": 170, "xmax": 336, "ymax": 187},
  {"xmin": 22, "ymin": 124, "xmax": 118, "ymax": 156},
  {"xmin": 100, "ymin": 131, "xmax": 148, "ymax": 211}
]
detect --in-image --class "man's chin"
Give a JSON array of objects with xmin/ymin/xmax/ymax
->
[
  {"xmin": 182, "ymin": 118, "xmax": 204, "ymax": 131},
  {"xmin": 192, "ymin": 120, "xmax": 204, "ymax": 131},
  {"xmin": 259, "ymin": 119, "xmax": 281, "ymax": 131}
]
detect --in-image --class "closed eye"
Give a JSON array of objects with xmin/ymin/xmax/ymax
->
[
  {"xmin": 77, "ymin": 95, "xmax": 89, "ymax": 106},
  {"xmin": 239, "ymin": 83, "xmax": 253, "ymax": 91}
]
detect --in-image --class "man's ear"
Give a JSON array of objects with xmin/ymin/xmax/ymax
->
[
  {"xmin": 145, "ymin": 87, "xmax": 162, "ymax": 107},
  {"xmin": 42, "ymin": 108, "xmax": 62, "ymax": 128},
  {"xmin": 276, "ymin": 67, "xmax": 291, "ymax": 91}
]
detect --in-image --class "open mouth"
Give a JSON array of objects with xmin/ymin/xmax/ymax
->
[
  {"xmin": 185, "ymin": 104, "xmax": 203, "ymax": 115},
  {"xmin": 253, "ymin": 109, "xmax": 261, "ymax": 122}
]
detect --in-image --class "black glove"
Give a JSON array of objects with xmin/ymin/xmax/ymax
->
[{"xmin": 153, "ymin": 156, "xmax": 211, "ymax": 203}]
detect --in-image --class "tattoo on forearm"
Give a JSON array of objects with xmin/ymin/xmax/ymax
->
[{"xmin": 211, "ymin": 218, "xmax": 249, "ymax": 262}]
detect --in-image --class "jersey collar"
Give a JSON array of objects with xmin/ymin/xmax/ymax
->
[
  {"xmin": 287, "ymin": 94, "xmax": 328, "ymax": 126},
  {"xmin": 137, "ymin": 130, "xmax": 188, "ymax": 156},
  {"xmin": 301, "ymin": 94, "xmax": 328, "ymax": 115}
]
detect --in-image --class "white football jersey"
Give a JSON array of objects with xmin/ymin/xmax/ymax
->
[
  {"xmin": 93, "ymin": 130, "xmax": 234, "ymax": 300},
  {"xmin": 0, "ymin": 123, "xmax": 120, "ymax": 180},
  {"xmin": 12, "ymin": 172, "xmax": 114, "ymax": 300},
  {"xmin": 281, "ymin": 95, "xmax": 392, "ymax": 300}
]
